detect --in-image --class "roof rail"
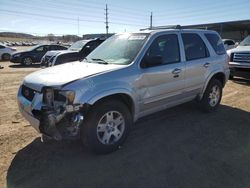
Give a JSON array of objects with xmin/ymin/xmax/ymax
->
[{"xmin": 140, "ymin": 25, "xmax": 181, "ymax": 31}]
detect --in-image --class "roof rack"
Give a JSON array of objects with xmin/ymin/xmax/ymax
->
[{"xmin": 140, "ymin": 25, "xmax": 181, "ymax": 31}]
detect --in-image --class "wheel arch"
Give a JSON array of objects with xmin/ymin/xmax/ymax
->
[
  {"xmin": 199, "ymin": 71, "xmax": 226, "ymax": 100},
  {"xmin": 87, "ymin": 92, "xmax": 136, "ymax": 121},
  {"xmin": 1, "ymin": 53, "xmax": 11, "ymax": 60}
]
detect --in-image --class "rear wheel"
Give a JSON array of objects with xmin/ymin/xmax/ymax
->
[
  {"xmin": 22, "ymin": 57, "xmax": 33, "ymax": 66},
  {"xmin": 199, "ymin": 79, "xmax": 223, "ymax": 112},
  {"xmin": 2, "ymin": 53, "xmax": 10, "ymax": 61},
  {"xmin": 81, "ymin": 99, "xmax": 132, "ymax": 154}
]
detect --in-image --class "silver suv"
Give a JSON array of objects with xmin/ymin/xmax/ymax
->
[{"xmin": 17, "ymin": 29, "xmax": 230, "ymax": 153}]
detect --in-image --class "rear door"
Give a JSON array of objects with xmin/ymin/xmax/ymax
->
[
  {"xmin": 181, "ymin": 32, "xmax": 211, "ymax": 95},
  {"xmin": 137, "ymin": 33, "xmax": 186, "ymax": 113}
]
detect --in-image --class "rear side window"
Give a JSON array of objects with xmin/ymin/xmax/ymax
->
[
  {"xmin": 0, "ymin": 45, "xmax": 5, "ymax": 49},
  {"xmin": 205, "ymin": 33, "xmax": 226, "ymax": 55},
  {"xmin": 182, "ymin": 33, "xmax": 209, "ymax": 61}
]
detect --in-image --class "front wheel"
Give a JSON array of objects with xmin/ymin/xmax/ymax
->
[
  {"xmin": 81, "ymin": 99, "xmax": 132, "ymax": 154},
  {"xmin": 199, "ymin": 79, "xmax": 223, "ymax": 112},
  {"xmin": 22, "ymin": 57, "xmax": 33, "ymax": 66}
]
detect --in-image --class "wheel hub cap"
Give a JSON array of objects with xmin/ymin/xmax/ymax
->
[
  {"xmin": 97, "ymin": 111, "xmax": 125, "ymax": 145},
  {"xmin": 208, "ymin": 85, "xmax": 220, "ymax": 107}
]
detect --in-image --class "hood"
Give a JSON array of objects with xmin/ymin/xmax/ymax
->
[
  {"xmin": 23, "ymin": 61, "xmax": 125, "ymax": 91},
  {"xmin": 228, "ymin": 45, "xmax": 250, "ymax": 53},
  {"xmin": 45, "ymin": 50, "xmax": 68, "ymax": 57}
]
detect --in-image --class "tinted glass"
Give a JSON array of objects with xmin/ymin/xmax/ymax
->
[
  {"xmin": 182, "ymin": 33, "xmax": 209, "ymax": 60},
  {"xmin": 55, "ymin": 53, "xmax": 78, "ymax": 65},
  {"xmin": 87, "ymin": 41, "xmax": 100, "ymax": 51},
  {"xmin": 35, "ymin": 46, "xmax": 44, "ymax": 52},
  {"xmin": 50, "ymin": 45, "xmax": 60, "ymax": 50},
  {"xmin": 0, "ymin": 45, "xmax": 5, "ymax": 49},
  {"xmin": 224, "ymin": 40, "xmax": 235, "ymax": 45},
  {"xmin": 145, "ymin": 34, "xmax": 180, "ymax": 65},
  {"xmin": 205, "ymin": 33, "xmax": 226, "ymax": 55}
]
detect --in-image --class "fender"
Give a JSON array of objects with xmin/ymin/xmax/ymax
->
[
  {"xmin": 86, "ymin": 88, "xmax": 139, "ymax": 121},
  {"xmin": 199, "ymin": 69, "xmax": 225, "ymax": 100}
]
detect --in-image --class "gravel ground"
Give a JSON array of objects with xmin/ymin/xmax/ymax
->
[{"xmin": 0, "ymin": 52, "xmax": 250, "ymax": 188}]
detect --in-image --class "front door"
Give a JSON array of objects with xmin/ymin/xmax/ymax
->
[{"xmin": 136, "ymin": 33, "xmax": 186, "ymax": 114}]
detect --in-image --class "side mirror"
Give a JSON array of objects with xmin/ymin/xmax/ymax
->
[{"xmin": 141, "ymin": 55, "xmax": 163, "ymax": 68}]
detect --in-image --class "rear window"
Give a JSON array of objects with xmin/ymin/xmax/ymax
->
[{"xmin": 205, "ymin": 33, "xmax": 226, "ymax": 55}]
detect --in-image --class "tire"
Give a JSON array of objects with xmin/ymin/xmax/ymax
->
[
  {"xmin": 2, "ymin": 53, "xmax": 10, "ymax": 61},
  {"xmin": 229, "ymin": 74, "xmax": 234, "ymax": 80},
  {"xmin": 81, "ymin": 99, "xmax": 132, "ymax": 154},
  {"xmin": 22, "ymin": 57, "xmax": 33, "ymax": 66},
  {"xmin": 199, "ymin": 79, "xmax": 223, "ymax": 112}
]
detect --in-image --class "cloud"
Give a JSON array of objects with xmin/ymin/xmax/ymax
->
[{"xmin": 10, "ymin": 19, "xmax": 27, "ymax": 27}]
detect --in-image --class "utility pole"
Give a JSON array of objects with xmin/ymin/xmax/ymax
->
[
  {"xmin": 77, "ymin": 16, "xmax": 80, "ymax": 36},
  {"xmin": 105, "ymin": 4, "xmax": 109, "ymax": 38},
  {"xmin": 150, "ymin": 12, "xmax": 153, "ymax": 29}
]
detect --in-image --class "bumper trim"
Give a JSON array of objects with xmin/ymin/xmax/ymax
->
[{"xmin": 19, "ymin": 104, "xmax": 40, "ymax": 132}]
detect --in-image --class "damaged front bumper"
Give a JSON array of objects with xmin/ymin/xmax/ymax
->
[{"xmin": 17, "ymin": 86, "xmax": 84, "ymax": 140}]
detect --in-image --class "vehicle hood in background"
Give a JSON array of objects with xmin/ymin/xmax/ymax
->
[
  {"xmin": 45, "ymin": 50, "xmax": 68, "ymax": 57},
  {"xmin": 228, "ymin": 46, "xmax": 250, "ymax": 53},
  {"xmin": 23, "ymin": 61, "xmax": 125, "ymax": 91}
]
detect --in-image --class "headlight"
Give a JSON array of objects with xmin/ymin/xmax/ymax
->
[{"xmin": 58, "ymin": 90, "xmax": 75, "ymax": 104}]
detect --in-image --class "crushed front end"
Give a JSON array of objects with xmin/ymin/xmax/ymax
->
[{"xmin": 17, "ymin": 84, "xmax": 86, "ymax": 140}]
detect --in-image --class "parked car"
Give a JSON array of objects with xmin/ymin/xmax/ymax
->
[
  {"xmin": 10, "ymin": 44, "xmax": 67, "ymax": 66},
  {"xmin": 223, "ymin": 39, "xmax": 236, "ymax": 50},
  {"xmin": 0, "ymin": 43, "xmax": 16, "ymax": 61},
  {"xmin": 41, "ymin": 38, "xmax": 105, "ymax": 67},
  {"xmin": 227, "ymin": 35, "xmax": 250, "ymax": 79},
  {"xmin": 17, "ymin": 29, "xmax": 229, "ymax": 154}
]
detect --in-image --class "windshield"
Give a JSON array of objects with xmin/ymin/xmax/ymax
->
[
  {"xmin": 69, "ymin": 40, "xmax": 88, "ymax": 51},
  {"xmin": 86, "ymin": 33, "xmax": 148, "ymax": 65},
  {"xmin": 239, "ymin": 35, "xmax": 250, "ymax": 46}
]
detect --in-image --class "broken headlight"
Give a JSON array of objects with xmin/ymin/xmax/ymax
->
[
  {"xmin": 56, "ymin": 90, "xmax": 75, "ymax": 104},
  {"xmin": 43, "ymin": 87, "xmax": 54, "ymax": 106},
  {"xmin": 43, "ymin": 87, "xmax": 76, "ymax": 106}
]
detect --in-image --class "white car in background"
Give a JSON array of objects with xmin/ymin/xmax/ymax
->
[
  {"xmin": 223, "ymin": 39, "xmax": 237, "ymax": 50},
  {"xmin": 227, "ymin": 35, "xmax": 250, "ymax": 79},
  {"xmin": 0, "ymin": 43, "xmax": 16, "ymax": 61}
]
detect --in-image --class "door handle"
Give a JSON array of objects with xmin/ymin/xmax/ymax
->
[
  {"xmin": 172, "ymin": 68, "xmax": 182, "ymax": 74},
  {"xmin": 203, "ymin": 62, "xmax": 210, "ymax": 68}
]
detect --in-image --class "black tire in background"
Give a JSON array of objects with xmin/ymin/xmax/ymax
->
[
  {"xmin": 199, "ymin": 79, "xmax": 223, "ymax": 112},
  {"xmin": 2, "ymin": 53, "xmax": 10, "ymax": 61},
  {"xmin": 81, "ymin": 99, "xmax": 132, "ymax": 154},
  {"xmin": 22, "ymin": 57, "xmax": 33, "ymax": 66}
]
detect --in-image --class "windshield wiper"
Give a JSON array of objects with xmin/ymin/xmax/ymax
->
[
  {"xmin": 91, "ymin": 58, "xmax": 109, "ymax": 64},
  {"xmin": 80, "ymin": 57, "xmax": 89, "ymax": 62}
]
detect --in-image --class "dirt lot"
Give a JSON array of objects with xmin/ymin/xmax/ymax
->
[{"xmin": 0, "ymin": 51, "xmax": 250, "ymax": 188}]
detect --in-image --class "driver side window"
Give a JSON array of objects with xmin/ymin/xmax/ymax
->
[{"xmin": 141, "ymin": 34, "xmax": 180, "ymax": 68}]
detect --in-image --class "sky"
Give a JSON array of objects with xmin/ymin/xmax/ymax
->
[{"xmin": 0, "ymin": 0, "xmax": 249, "ymax": 36}]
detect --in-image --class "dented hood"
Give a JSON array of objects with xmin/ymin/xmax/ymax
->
[{"xmin": 23, "ymin": 61, "xmax": 125, "ymax": 91}]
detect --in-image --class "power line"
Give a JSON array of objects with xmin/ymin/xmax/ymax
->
[
  {"xmin": 0, "ymin": 9, "xmax": 146, "ymax": 27},
  {"xmin": 105, "ymin": 4, "xmax": 109, "ymax": 38}
]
